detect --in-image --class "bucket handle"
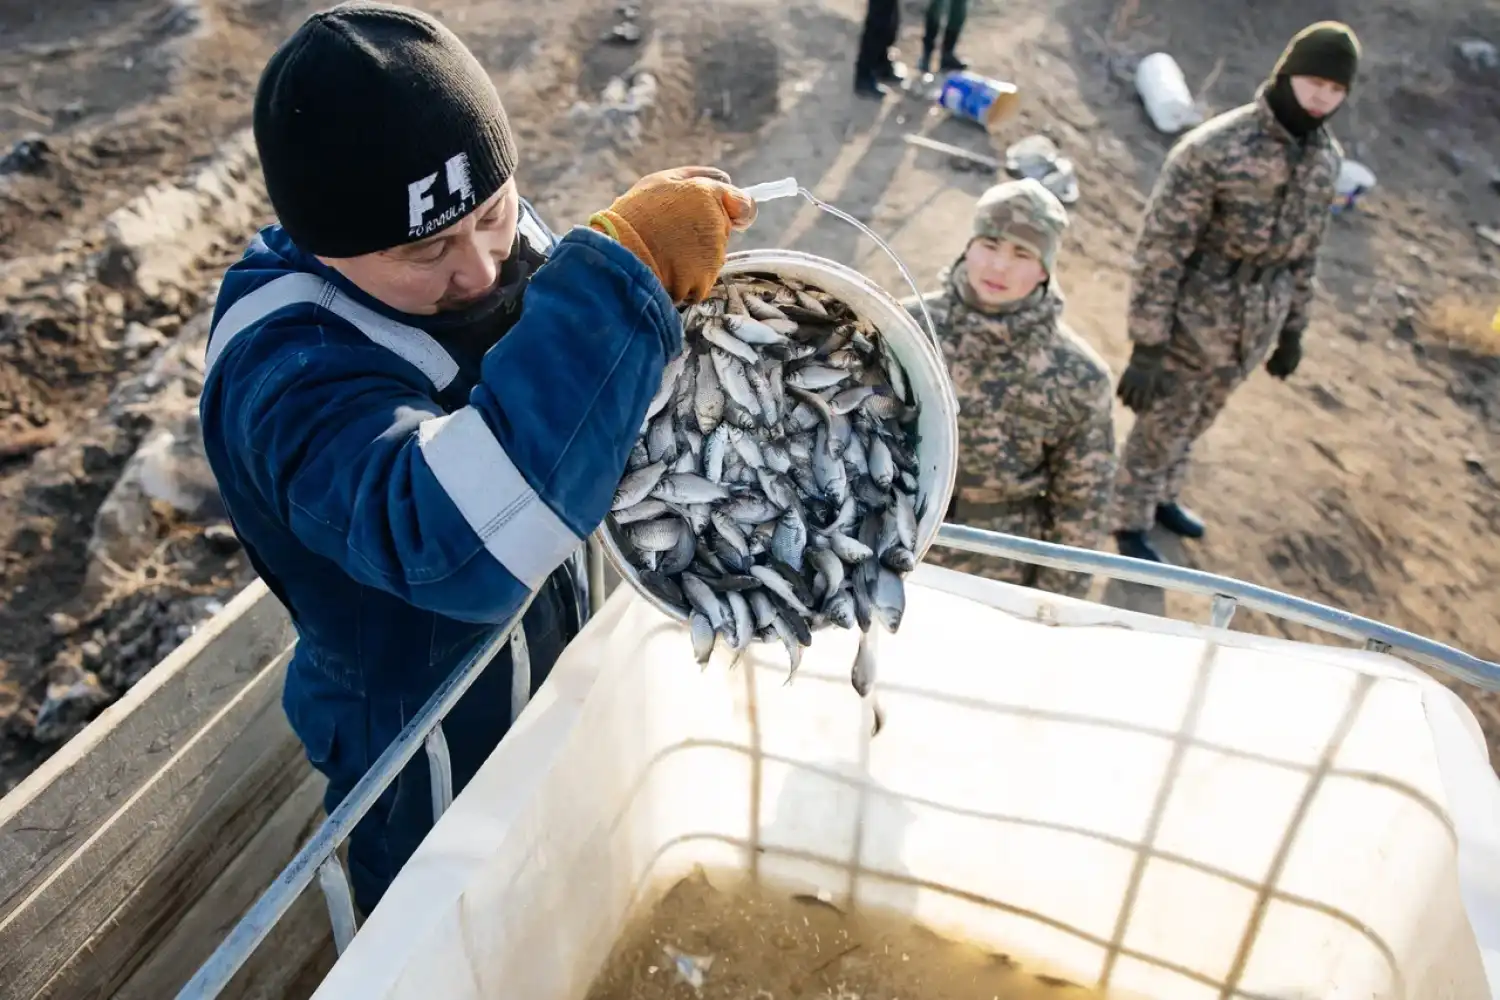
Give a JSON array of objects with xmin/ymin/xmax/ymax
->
[{"xmin": 740, "ymin": 177, "xmax": 943, "ymax": 358}]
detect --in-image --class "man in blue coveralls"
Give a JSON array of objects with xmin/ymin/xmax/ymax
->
[{"xmin": 199, "ymin": 1, "xmax": 755, "ymax": 915}]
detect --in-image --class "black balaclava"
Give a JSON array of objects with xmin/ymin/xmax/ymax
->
[{"xmin": 1265, "ymin": 21, "xmax": 1361, "ymax": 138}]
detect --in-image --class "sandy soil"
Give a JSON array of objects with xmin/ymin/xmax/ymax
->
[{"xmin": 1, "ymin": 0, "xmax": 1497, "ymax": 792}]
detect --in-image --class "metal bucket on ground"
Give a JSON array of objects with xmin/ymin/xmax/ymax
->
[{"xmin": 598, "ymin": 184, "xmax": 960, "ymax": 626}]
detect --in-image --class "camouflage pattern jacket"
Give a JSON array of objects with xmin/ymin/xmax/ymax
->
[
  {"xmin": 907, "ymin": 269, "xmax": 1117, "ymax": 593},
  {"xmin": 1129, "ymin": 87, "xmax": 1342, "ymax": 375}
]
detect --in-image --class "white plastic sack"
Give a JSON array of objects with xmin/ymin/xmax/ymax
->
[
  {"xmin": 316, "ymin": 568, "xmax": 1500, "ymax": 1000},
  {"xmin": 1135, "ymin": 53, "xmax": 1204, "ymax": 134}
]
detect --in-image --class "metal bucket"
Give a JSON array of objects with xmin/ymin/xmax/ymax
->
[{"xmin": 599, "ymin": 247, "xmax": 960, "ymax": 625}]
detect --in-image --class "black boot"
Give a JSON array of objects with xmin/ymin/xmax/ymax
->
[
  {"xmin": 918, "ymin": 46, "xmax": 933, "ymax": 74},
  {"xmin": 1155, "ymin": 502, "xmax": 1205, "ymax": 540},
  {"xmin": 939, "ymin": 49, "xmax": 967, "ymax": 72},
  {"xmin": 876, "ymin": 59, "xmax": 907, "ymax": 84},
  {"xmin": 1116, "ymin": 530, "xmax": 1166, "ymax": 564},
  {"xmin": 854, "ymin": 70, "xmax": 889, "ymax": 99}
]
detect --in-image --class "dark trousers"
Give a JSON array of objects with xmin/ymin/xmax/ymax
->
[
  {"xmin": 289, "ymin": 572, "xmax": 577, "ymax": 915},
  {"xmin": 924, "ymin": 0, "xmax": 968, "ymax": 55},
  {"xmin": 855, "ymin": 0, "xmax": 900, "ymax": 79}
]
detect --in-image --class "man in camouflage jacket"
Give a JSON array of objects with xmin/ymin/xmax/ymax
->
[
  {"xmin": 906, "ymin": 178, "xmax": 1116, "ymax": 597},
  {"xmin": 1113, "ymin": 22, "xmax": 1359, "ymax": 563}
]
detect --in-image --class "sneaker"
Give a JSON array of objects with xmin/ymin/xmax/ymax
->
[{"xmin": 1115, "ymin": 530, "xmax": 1166, "ymax": 563}]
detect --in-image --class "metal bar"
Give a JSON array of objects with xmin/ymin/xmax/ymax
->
[
  {"xmin": 317, "ymin": 857, "xmax": 358, "ymax": 955},
  {"xmin": 588, "ymin": 532, "xmax": 607, "ymax": 616},
  {"xmin": 510, "ymin": 624, "xmax": 531, "ymax": 725},
  {"xmin": 1209, "ymin": 594, "xmax": 1237, "ymax": 630},
  {"xmin": 176, "ymin": 594, "xmax": 537, "ymax": 1000},
  {"xmin": 902, "ymin": 132, "xmax": 1003, "ymax": 170},
  {"xmin": 425, "ymin": 722, "xmax": 454, "ymax": 822},
  {"xmin": 934, "ymin": 523, "xmax": 1500, "ymax": 691}
]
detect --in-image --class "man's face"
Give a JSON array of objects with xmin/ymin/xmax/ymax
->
[
  {"xmin": 965, "ymin": 237, "xmax": 1047, "ymax": 308},
  {"xmin": 1289, "ymin": 75, "xmax": 1348, "ymax": 118},
  {"xmin": 318, "ymin": 179, "xmax": 521, "ymax": 315}
]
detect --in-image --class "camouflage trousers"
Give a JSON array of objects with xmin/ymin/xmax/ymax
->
[
  {"xmin": 930, "ymin": 498, "xmax": 1091, "ymax": 598},
  {"xmin": 1112, "ymin": 365, "xmax": 1243, "ymax": 532}
]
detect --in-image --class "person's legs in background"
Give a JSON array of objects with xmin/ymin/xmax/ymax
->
[
  {"xmin": 922, "ymin": 0, "xmax": 969, "ymax": 73},
  {"xmin": 855, "ymin": 0, "xmax": 901, "ymax": 97}
]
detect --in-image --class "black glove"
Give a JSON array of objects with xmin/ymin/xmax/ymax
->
[
  {"xmin": 1265, "ymin": 330, "xmax": 1302, "ymax": 380},
  {"xmin": 1116, "ymin": 342, "xmax": 1169, "ymax": 412}
]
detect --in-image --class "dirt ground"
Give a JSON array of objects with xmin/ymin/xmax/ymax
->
[{"xmin": 1, "ymin": 0, "xmax": 1498, "ymax": 792}]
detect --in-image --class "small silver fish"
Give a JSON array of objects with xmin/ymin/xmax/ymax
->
[
  {"xmin": 651, "ymin": 473, "xmax": 731, "ymax": 505},
  {"xmin": 771, "ymin": 615, "xmax": 803, "ymax": 678},
  {"xmin": 694, "ymin": 352, "xmax": 725, "ymax": 433},
  {"xmin": 690, "ymin": 611, "xmax": 715, "ymax": 664},
  {"xmin": 812, "ymin": 425, "xmax": 849, "ymax": 505},
  {"xmin": 795, "ymin": 288, "xmax": 829, "ymax": 316},
  {"xmin": 749, "ymin": 565, "xmax": 813, "ymax": 617},
  {"xmin": 829, "ymin": 385, "xmax": 878, "ymax": 415},
  {"xmin": 729, "ymin": 426, "xmax": 765, "ymax": 469},
  {"xmin": 702, "ymin": 423, "xmax": 730, "ymax": 482},
  {"xmin": 851, "ymin": 627, "xmax": 878, "ymax": 696},
  {"xmin": 702, "ymin": 320, "xmax": 760, "ymax": 363},
  {"xmin": 661, "ymin": 519, "xmax": 698, "ymax": 575},
  {"xmin": 873, "ymin": 566, "xmax": 906, "ymax": 632},
  {"xmin": 627, "ymin": 517, "xmax": 684, "ymax": 553},
  {"xmin": 786, "ymin": 364, "xmax": 849, "ymax": 391},
  {"xmin": 868, "ymin": 435, "xmax": 895, "ymax": 489},
  {"xmin": 645, "ymin": 352, "xmax": 686, "ymax": 420},
  {"xmin": 809, "ymin": 547, "xmax": 844, "ymax": 602},
  {"xmin": 723, "ymin": 313, "xmax": 790, "ymax": 347},
  {"xmin": 626, "ymin": 439, "xmax": 650, "ymax": 471},
  {"xmin": 672, "ymin": 448, "xmax": 698, "ymax": 474},
  {"xmin": 711, "ymin": 510, "xmax": 751, "ymax": 558},
  {"xmin": 613, "ymin": 498, "xmax": 671, "ymax": 525},
  {"xmin": 754, "ymin": 467, "xmax": 796, "ymax": 510},
  {"xmin": 824, "ymin": 585, "xmax": 858, "ymax": 629},
  {"xmin": 879, "ymin": 336, "xmax": 910, "ymax": 404},
  {"xmin": 682, "ymin": 572, "xmax": 726, "ymax": 629},
  {"xmin": 710, "ymin": 349, "xmax": 762, "ymax": 416},
  {"xmin": 726, "ymin": 590, "xmax": 753, "ymax": 650},
  {"xmin": 745, "ymin": 294, "xmax": 787, "ymax": 322},
  {"xmin": 612, "ymin": 460, "xmax": 668, "ymax": 510},
  {"xmin": 771, "ymin": 506, "xmax": 808, "ymax": 572},
  {"xmin": 761, "ymin": 439, "xmax": 793, "ymax": 474},
  {"xmin": 881, "ymin": 545, "xmax": 916, "ymax": 573},
  {"xmin": 746, "ymin": 363, "xmax": 779, "ymax": 425},
  {"xmin": 893, "ymin": 488, "xmax": 918, "ymax": 550},
  {"xmin": 748, "ymin": 589, "xmax": 778, "ymax": 629},
  {"xmin": 723, "ymin": 495, "xmax": 782, "ymax": 524},
  {"xmin": 646, "ymin": 410, "xmax": 676, "ymax": 463},
  {"xmin": 827, "ymin": 531, "xmax": 874, "ymax": 564}
]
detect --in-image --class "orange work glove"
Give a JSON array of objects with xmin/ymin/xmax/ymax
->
[{"xmin": 589, "ymin": 166, "xmax": 757, "ymax": 304}]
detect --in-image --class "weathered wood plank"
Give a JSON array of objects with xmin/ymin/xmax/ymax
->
[
  {"xmin": 0, "ymin": 581, "xmax": 293, "ymax": 918},
  {"xmin": 110, "ymin": 770, "xmax": 330, "ymax": 1000},
  {"xmin": 0, "ymin": 648, "xmax": 296, "ymax": 1000},
  {"xmin": 31, "ymin": 728, "xmax": 309, "ymax": 1000}
]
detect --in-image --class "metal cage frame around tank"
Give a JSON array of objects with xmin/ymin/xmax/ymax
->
[{"xmin": 174, "ymin": 525, "xmax": 1500, "ymax": 1000}]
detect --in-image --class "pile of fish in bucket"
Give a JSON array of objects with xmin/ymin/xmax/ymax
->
[{"xmin": 606, "ymin": 273, "xmax": 923, "ymax": 682}]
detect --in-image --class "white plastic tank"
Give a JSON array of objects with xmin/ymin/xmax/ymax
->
[
  {"xmin": 312, "ymin": 569, "xmax": 1500, "ymax": 1000},
  {"xmin": 1135, "ymin": 53, "xmax": 1204, "ymax": 135}
]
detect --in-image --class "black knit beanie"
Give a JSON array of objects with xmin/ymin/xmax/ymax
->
[
  {"xmin": 1272, "ymin": 21, "xmax": 1361, "ymax": 89},
  {"xmin": 253, "ymin": 2, "xmax": 517, "ymax": 258}
]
